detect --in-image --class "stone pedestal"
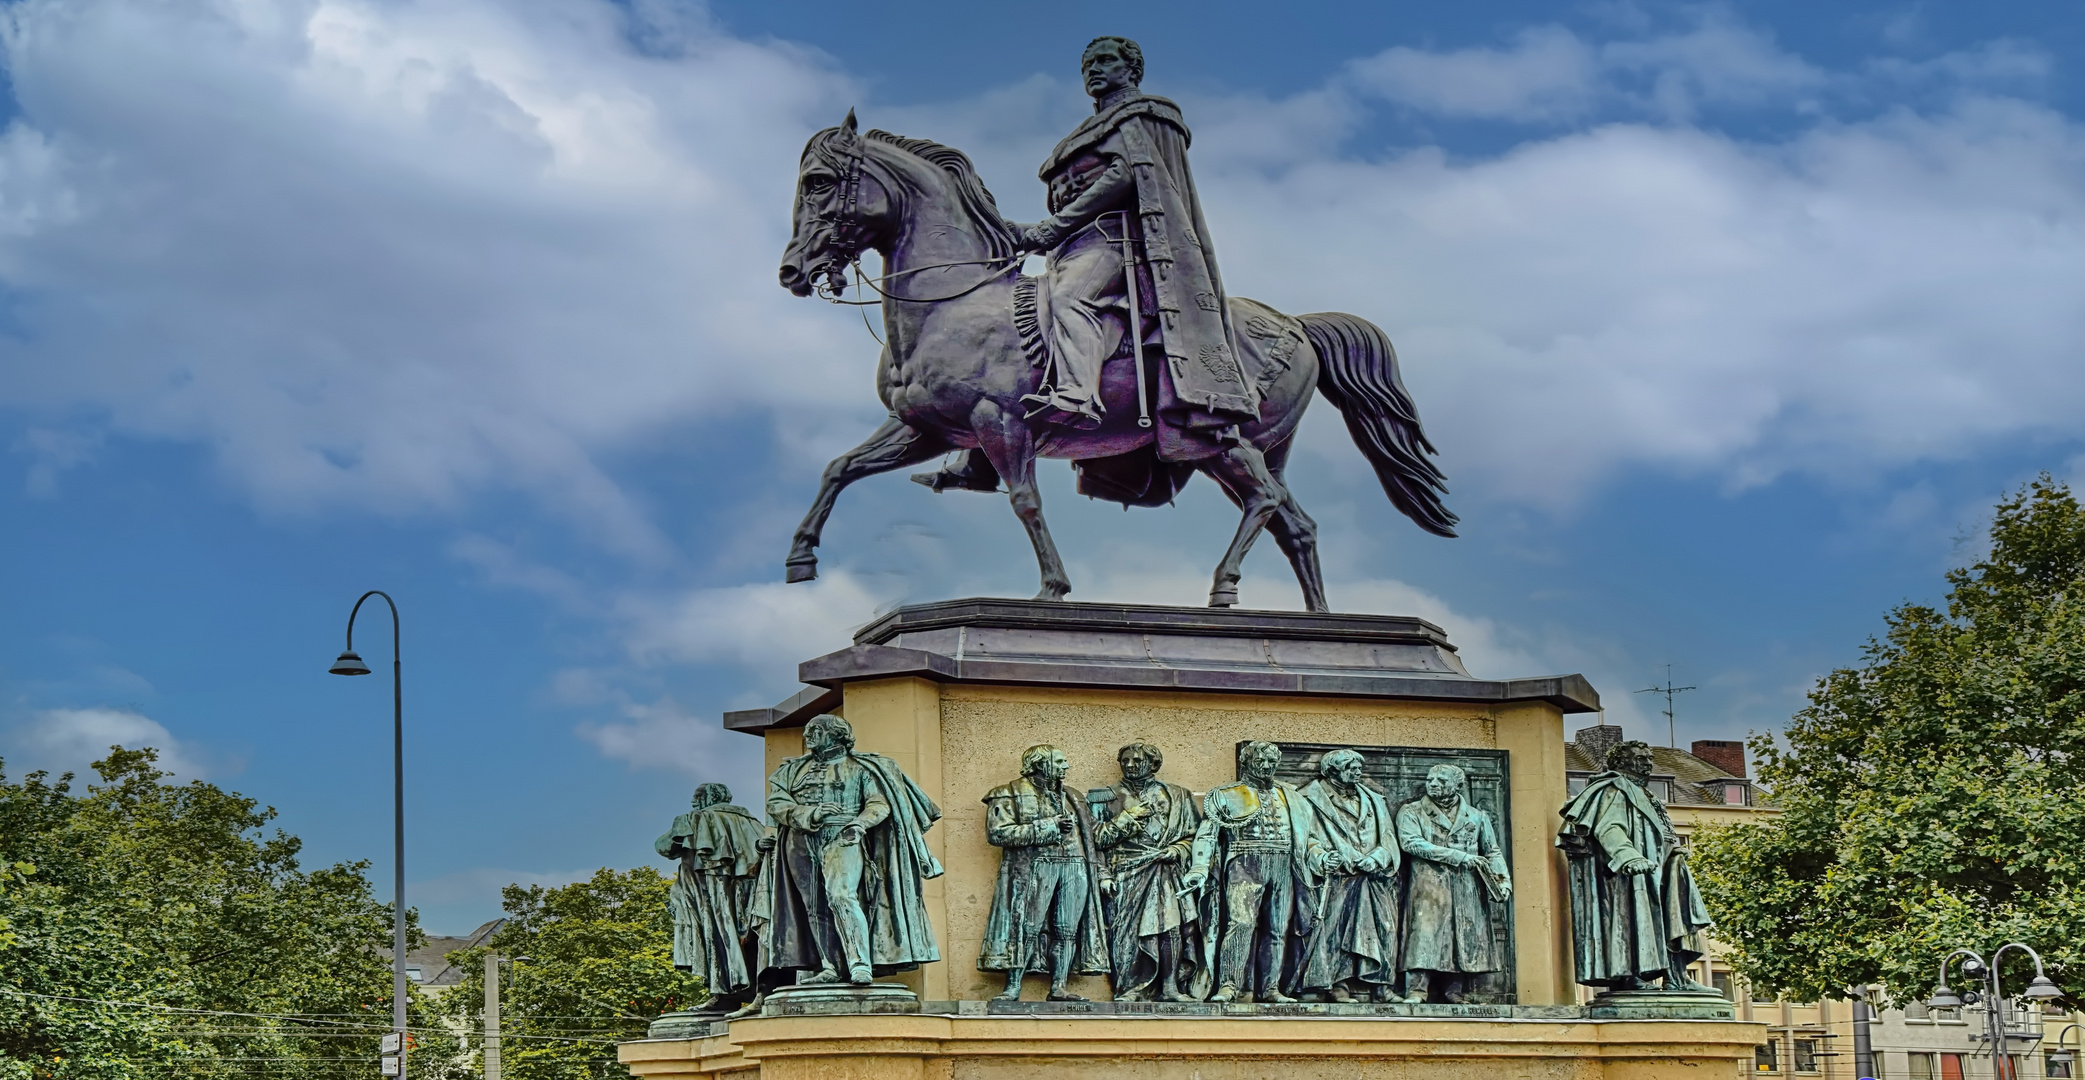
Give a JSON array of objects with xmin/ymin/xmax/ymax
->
[
  {"xmin": 759, "ymin": 982, "xmax": 919, "ymax": 1017},
  {"xmin": 621, "ymin": 599, "xmax": 1761, "ymax": 1078}
]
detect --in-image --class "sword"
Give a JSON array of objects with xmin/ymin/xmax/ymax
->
[{"xmin": 1117, "ymin": 212, "xmax": 1153, "ymax": 430}]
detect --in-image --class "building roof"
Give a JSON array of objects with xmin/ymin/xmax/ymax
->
[
  {"xmin": 1566, "ymin": 730, "xmax": 1766, "ymax": 807},
  {"xmin": 406, "ymin": 918, "xmax": 505, "ymax": 989}
]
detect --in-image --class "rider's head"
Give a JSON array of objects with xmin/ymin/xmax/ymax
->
[{"xmin": 1081, "ymin": 37, "xmax": 1143, "ymax": 99}]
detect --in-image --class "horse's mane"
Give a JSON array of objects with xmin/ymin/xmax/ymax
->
[{"xmin": 863, "ymin": 129, "xmax": 1018, "ymax": 259}]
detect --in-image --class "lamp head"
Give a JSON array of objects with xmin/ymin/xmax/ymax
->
[
  {"xmin": 1928, "ymin": 985, "xmax": 1965, "ymax": 1010},
  {"xmin": 329, "ymin": 650, "xmax": 372, "ymax": 676},
  {"xmin": 2052, "ymin": 1049, "xmax": 2076, "ymax": 1068},
  {"xmin": 2024, "ymin": 975, "xmax": 2064, "ymax": 1001}
]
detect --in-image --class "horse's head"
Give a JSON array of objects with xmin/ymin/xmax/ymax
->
[{"xmin": 780, "ymin": 110, "xmax": 892, "ymax": 298}]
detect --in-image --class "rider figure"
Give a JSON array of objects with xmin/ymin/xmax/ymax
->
[{"xmin": 1013, "ymin": 37, "xmax": 1259, "ymax": 435}]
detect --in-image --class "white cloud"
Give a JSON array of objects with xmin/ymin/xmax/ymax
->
[
  {"xmin": 1349, "ymin": 27, "xmax": 1601, "ymax": 122},
  {"xmin": 5, "ymin": 706, "xmax": 207, "ymax": 779},
  {"xmin": 616, "ymin": 570, "xmax": 888, "ymax": 676}
]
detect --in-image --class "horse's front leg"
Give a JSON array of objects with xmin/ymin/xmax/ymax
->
[
  {"xmin": 786, "ymin": 418, "xmax": 950, "ymax": 583},
  {"xmin": 1198, "ymin": 441, "xmax": 1290, "ymax": 608},
  {"xmin": 971, "ymin": 402, "xmax": 1071, "ymax": 601}
]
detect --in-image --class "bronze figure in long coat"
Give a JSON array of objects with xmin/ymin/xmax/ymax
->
[
  {"xmin": 979, "ymin": 745, "xmax": 1111, "ymax": 1000},
  {"xmin": 1092, "ymin": 741, "xmax": 1205, "ymax": 1001},
  {"xmin": 1395, "ymin": 764, "xmax": 1511, "ymax": 1003},
  {"xmin": 1557, "ymin": 740, "xmax": 1713, "ymax": 991},
  {"xmin": 656, "ymin": 782, "xmax": 769, "ymax": 1008},
  {"xmin": 762, "ymin": 714, "xmax": 942, "ymax": 985},
  {"xmin": 1295, "ymin": 751, "xmax": 1403, "ymax": 1001}
]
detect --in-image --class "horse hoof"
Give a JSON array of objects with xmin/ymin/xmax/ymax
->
[
  {"xmin": 1034, "ymin": 587, "xmax": 1070, "ymax": 602},
  {"xmin": 785, "ymin": 560, "xmax": 818, "ymax": 584},
  {"xmin": 1209, "ymin": 589, "xmax": 1239, "ymax": 608}
]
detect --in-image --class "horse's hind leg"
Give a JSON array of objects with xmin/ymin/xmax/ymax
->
[
  {"xmin": 786, "ymin": 418, "xmax": 949, "ymax": 583},
  {"xmin": 1261, "ymin": 439, "xmax": 1328, "ymax": 612},
  {"xmin": 972, "ymin": 402, "xmax": 1072, "ymax": 601},
  {"xmin": 1198, "ymin": 440, "xmax": 1291, "ymax": 608}
]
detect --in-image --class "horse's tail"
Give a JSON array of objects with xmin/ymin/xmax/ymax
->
[{"xmin": 1300, "ymin": 312, "xmax": 1459, "ymax": 538}]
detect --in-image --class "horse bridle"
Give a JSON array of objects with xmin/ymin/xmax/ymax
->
[{"xmin": 808, "ymin": 137, "xmax": 870, "ymax": 297}]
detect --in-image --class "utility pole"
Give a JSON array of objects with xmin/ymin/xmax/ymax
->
[
  {"xmin": 484, "ymin": 952, "xmax": 501, "ymax": 1080},
  {"xmin": 1636, "ymin": 664, "xmax": 1696, "ymax": 747}
]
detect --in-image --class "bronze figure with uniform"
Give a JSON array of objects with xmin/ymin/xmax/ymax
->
[
  {"xmin": 761, "ymin": 714, "xmax": 943, "ymax": 986},
  {"xmin": 979, "ymin": 745, "xmax": 1112, "ymax": 1001},
  {"xmin": 1395, "ymin": 764, "xmax": 1511, "ymax": 1003},
  {"xmin": 1092, "ymin": 741, "xmax": 1206, "ymax": 1001},
  {"xmin": 1180, "ymin": 741, "xmax": 1322, "ymax": 1003}
]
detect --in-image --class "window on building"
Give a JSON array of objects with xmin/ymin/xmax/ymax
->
[
  {"xmin": 1757, "ymin": 1039, "xmax": 1779, "ymax": 1073},
  {"xmin": 1649, "ymin": 779, "xmax": 1672, "ymax": 802},
  {"xmin": 1712, "ymin": 970, "xmax": 1734, "ymax": 1000},
  {"xmin": 1941, "ymin": 1053, "xmax": 1965, "ymax": 1080},
  {"xmin": 1724, "ymin": 783, "xmax": 1750, "ymax": 805},
  {"xmin": 2048, "ymin": 1051, "xmax": 2075, "ymax": 1079},
  {"xmin": 1906, "ymin": 1001, "xmax": 1931, "ymax": 1021},
  {"xmin": 1909, "ymin": 1052, "xmax": 1936, "ymax": 1080},
  {"xmin": 1795, "ymin": 1039, "xmax": 1820, "ymax": 1073},
  {"xmin": 1567, "ymin": 776, "xmax": 1588, "ymax": 795}
]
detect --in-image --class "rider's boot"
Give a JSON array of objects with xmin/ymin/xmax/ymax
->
[{"xmin": 911, "ymin": 448, "xmax": 1003, "ymax": 493}]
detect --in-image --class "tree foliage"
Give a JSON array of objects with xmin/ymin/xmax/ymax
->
[
  {"xmin": 0, "ymin": 747, "xmax": 457, "ymax": 1078},
  {"xmin": 438, "ymin": 868, "xmax": 705, "ymax": 1080},
  {"xmin": 1693, "ymin": 478, "xmax": 2085, "ymax": 1006}
]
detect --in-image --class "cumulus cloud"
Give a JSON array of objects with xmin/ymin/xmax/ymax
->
[{"xmin": 4, "ymin": 706, "xmax": 207, "ymax": 779}]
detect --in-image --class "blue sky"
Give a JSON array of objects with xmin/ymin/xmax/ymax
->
[{"xmin": 2, "ymin": 0, "xmax": 2082, "ymax": 932}]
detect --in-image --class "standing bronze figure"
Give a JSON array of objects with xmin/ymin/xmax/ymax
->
[
  {"xmin": 656, "ymin": 782, "xmax": 770, "ymax": 1011},
  {"xmin": 979, "ymin": 745, "xmax": 1111, "ymax": 1001},
  {"xmin": 1396, "ymin": 764, "xmax": 1511, "ymax": 1003},
  {"xmin": 777, "ymin": 37, "xmax": 1456, "ymax": 612},
  {"xmin": 1295, "ymin": 750, "xmax": 1404, "ymax": 1003},
  {"xmin": 1092, "ymin": 742, "xmax": 1205, "ymax": 1002},
  {"xmin": 1557, "ymin": 740, "xmax": 1715, "ymax": 993},
  {"xmin": 762, "ymin": 714, "xmax": 944, "ymax": 985},
  {"xmin": 1181, "ymin": 741, "xmax": 1320, "ymax": 1003}
]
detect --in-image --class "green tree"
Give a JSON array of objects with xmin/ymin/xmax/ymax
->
[
  {"xmin": 0, "ymin": 747, "xmax": 463, "ymax": 1078},
  {"xmin": 1693, "ymin": 477, "xmax": 2085, "ymax": 1006},
  {"xmin": 439, "ymin": 868, "xmax": 705, "ymax": 1080}
]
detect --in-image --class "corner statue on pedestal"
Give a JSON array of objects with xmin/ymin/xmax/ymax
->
[
  {"xmin": 778, "ymin": 35, "xmax": 1457, "ymax": 612},
  {"xmin": 979, "ymin": 745, "xmax": 1111, "ymax": 1001},
  {"xmin": 655, "ymin": 782, "xmax": 769, "ymax": 1011},
  {"xmin": 763, "ymin": 714, "xmax": 943, "ymax": 985},
  {"xmin": 1557, "ymin": 740, "xmax": 1716, "ymax": 995}
]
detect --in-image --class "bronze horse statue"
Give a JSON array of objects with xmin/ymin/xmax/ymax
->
[{"xmin": 777, "ymin": 112, "xmax": 1455, "ymax": 612}]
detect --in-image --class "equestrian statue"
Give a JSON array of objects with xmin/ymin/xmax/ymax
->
[{"xmin": 777, "ymin": 36, "xmax": 1456, "ymax": 611}]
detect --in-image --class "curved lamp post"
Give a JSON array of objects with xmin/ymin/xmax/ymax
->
[
  {"xmin": 2049, "ymin": 1025, "xmax": 2081, "ymax": 1077},
  {"xmin": 1929, "ymin": 944, "xmax": 2064, "ymax": 1080},
  {"xmin": 329, "ymin": 591, "xmax": 407, "ymax": 1078}
]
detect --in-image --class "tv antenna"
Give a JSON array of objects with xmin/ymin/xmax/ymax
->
[{"xmin": 1635, "ymin": 665, "xmax": 1695, "ymax": 747}]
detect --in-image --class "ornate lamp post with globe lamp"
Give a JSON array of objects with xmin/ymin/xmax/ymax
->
[
  {"xmin": 1927, "ymin": 943, "xmax": 2065, "ymax": 1080},
  {"xmin": 327, "ymin": 590, "xmax": 408, "ymax": 1078}
]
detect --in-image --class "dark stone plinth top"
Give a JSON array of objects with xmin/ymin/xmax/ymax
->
[{"xmin": 725, "ymin": 599, "xmax": 1599, "ymax": 734}]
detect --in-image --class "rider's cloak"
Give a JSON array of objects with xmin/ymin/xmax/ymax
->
[{"xmin": 1039, "ymin": 91, "xmax": 1259, "ymax": 448}]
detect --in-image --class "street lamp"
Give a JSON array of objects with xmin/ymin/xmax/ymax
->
[
  {"xmin": 329, "ymin": 590, "xmax": 408, "ymax": 1079},
  {"xmin": 2049, "ymin": 1025, "xmax": 2080, "ymax": 1077},
  {"xmin": 1929, "ymin": 944, "xmax": 2065, "ymax": 1080}
]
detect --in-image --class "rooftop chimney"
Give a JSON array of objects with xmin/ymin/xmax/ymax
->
[
  {"xmin": 1575, "ymin": 724, "xmax": 1625, "ymax": 770},
  {"xmin": 1691, "ymin": 739, "xmax": 1746, "ymax": 778}
]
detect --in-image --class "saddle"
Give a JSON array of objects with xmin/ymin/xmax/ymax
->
[{"xmin": 919, "ymin": 271, "xmax": 1308, "ymax": 509}]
